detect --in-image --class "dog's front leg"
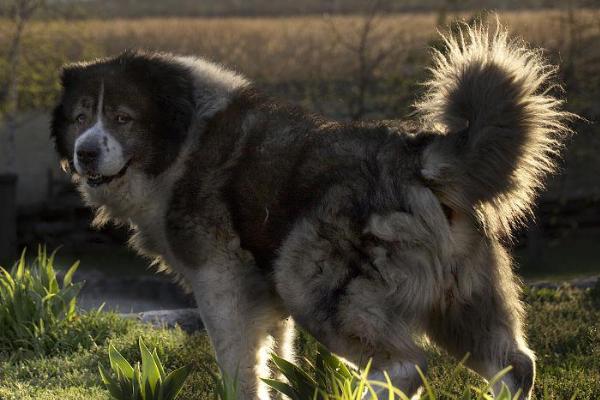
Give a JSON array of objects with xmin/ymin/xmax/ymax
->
[{"xmin": 190, "ymin": 257, "xmax": 286, "ymax": 400}]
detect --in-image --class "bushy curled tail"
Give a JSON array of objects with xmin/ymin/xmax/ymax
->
[{"xmin": 415, "ymin": 21, "xmax": 574, "ymax": 238}]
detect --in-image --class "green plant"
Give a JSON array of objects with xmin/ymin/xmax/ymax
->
[
  {"xmin": 207, "ymin": 367, "xmax": 238, "ymax": 400},
  {"xmin": 99, "ymin": 337, "xmax": 191, "ymax": 400},
  {"xmin": 0, "ymin": 246, "xmax": 82, "ymax": 355},
  {"xmin": 262, "ymin": 344, "xmax": 362, "ymax": 400},
  {"xmin": 263, "ymin": 344, "xmax": 520, "ymax": 400}
]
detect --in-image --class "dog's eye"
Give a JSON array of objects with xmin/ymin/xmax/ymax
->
[
  {"xmin": 76, "ymin": 114, "xmax": 86, "ymax": 124},
  {"xmin": 116, "ymin": 113, "xmax": 132, "ymax": 124}
]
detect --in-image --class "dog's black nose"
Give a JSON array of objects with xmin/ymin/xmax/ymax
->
[{"xmin": 76, "ymin": 148, "xmax": 98, "ymax": 165}]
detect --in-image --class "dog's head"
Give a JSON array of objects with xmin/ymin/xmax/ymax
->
[{"xmin": 51, "ymin": 51, "xmax": 196, "ymax": 189}]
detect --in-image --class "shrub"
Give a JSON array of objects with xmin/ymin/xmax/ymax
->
[
  {"xmin": 98, "ymin": 337, "xmax": 191, "ymax": 400},
  {"xmin": 0, "ymin": 247, "xmax": 82, "ymax": 356}
]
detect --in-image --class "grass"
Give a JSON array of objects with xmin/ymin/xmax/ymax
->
[
  {"xmin": 0, "ymin": 314, "xmax": 215, "ymax": 400},
  {"xmin": 0, "ymin": 287, "xmax": 599, "ymax": 399}
]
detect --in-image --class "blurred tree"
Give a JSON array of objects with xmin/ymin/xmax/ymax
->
[
  {"xmin": 1, "ymin": 0, "xmax": 45, "ymax": 173},
  {"xmin": 325, "ymin": 0, "xmax": 405, "ymax": 120},
  {"xmin": 0, "ymin": 0, "xmax": 44, "ymax": 264}
]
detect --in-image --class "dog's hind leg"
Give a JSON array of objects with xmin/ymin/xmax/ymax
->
[
  {"xmin": 191, "ymin": 256, "xmax": 287, "ymax": 400},
  {"xmin": 274, "ymin": 216, "xmax": 429, "ymax": 398},
  {"xmin": 267, "ymin": 317, "xmax": 296, "ymax": 392},
  {"xmin": 269, "ymin": 317, "xmax": 295, "ymax": 363},
  {"xmin": 426, "ymin": 244, "xmax": 535, "ymax": 399}
]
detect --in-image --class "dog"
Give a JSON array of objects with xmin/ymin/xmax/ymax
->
[{"xmin": 51, "ymin": 23, "xmax": 572, "ymax": 399}]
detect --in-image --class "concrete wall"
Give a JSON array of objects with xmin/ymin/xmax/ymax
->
[{"xmin": 0, "ymin": 112, "xmax": 69, "ymax": 207}]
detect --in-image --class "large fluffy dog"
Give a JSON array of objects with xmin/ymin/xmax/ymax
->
[{"xmin": 51, "ymin": 24, "xmax": 571, "ymax": 399}]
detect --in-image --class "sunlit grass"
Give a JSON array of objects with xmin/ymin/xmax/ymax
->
[{"xmin": 0, "ymin": 286, "xmax": 598, "ymax": 399}]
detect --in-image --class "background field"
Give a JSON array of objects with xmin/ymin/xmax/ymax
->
[
  {"xmin": 4, "ymin": 0, "xmax": 599, "ymax": 18},
  {"xmin": 3, "ymin": 10, "xmax": 600, "ymax": 119}
]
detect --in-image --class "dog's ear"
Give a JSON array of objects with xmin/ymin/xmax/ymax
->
[
  {"xmin": 50, "ymin": 100, "xmax": 69, "ymax": 170},
  {"xmin": 50, "ymin": 64, "xmax": 83, "ymax": 173},
  {"xmin": 155, "ymin": 72, "xmax": 196, "ymax": 143},
  {"xmin": 119, "ymin": 51, "xmax": 196, "ymax": 175},
  {"xmin": 59, "ymin": 64, "xmax": 83, "ymax": 88},
  {"xmin": 148, "ymin": 58, "xmax": 195, "ymax": 174},
  {"xmin": 127, "ymin": 52, "xmax": 196, "ymax": 141},
  {"xmin": 114, "ymin": 51, "xmax": 196, "ymax": 137}
]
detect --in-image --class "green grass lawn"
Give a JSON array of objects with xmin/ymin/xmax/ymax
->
[{"xmin": 1, "ymin": 287, "xmax": 599, "ymax": 400}]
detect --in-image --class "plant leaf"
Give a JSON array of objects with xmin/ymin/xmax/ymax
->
[
  {"xmin": 63, "ymin": 260, "xmax": 80, "ymax": 287},
  {"xmin": 162, "ymin": 365, "xmax": 191, "ymax": 400},
  {"xmin": 99, "ymin": 362, "xmax": 126, "ymax": 399},
  {"xmin": 140, "ymin": 338, "xmax": 161, "ymax": 396},
  {"xmin": 262, "ymin": 378, "xmax": 300, "ymax": 400},
  {"xmin": 152, "ymin": 348, "xmax": 166, "ymax": 380},
  {"xmin": 109, "ymin": 343, "xmax": 135, "ymax": 380}
]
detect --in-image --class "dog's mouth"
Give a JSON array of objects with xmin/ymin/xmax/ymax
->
[{"xmin": 84, "ymin": 160, "xmax": 131, "ymax": 187}]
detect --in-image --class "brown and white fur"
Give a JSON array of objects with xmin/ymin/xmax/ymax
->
[{"xmin": 51, "ymin": 23, "xmax": 572, "ymax": 399}]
